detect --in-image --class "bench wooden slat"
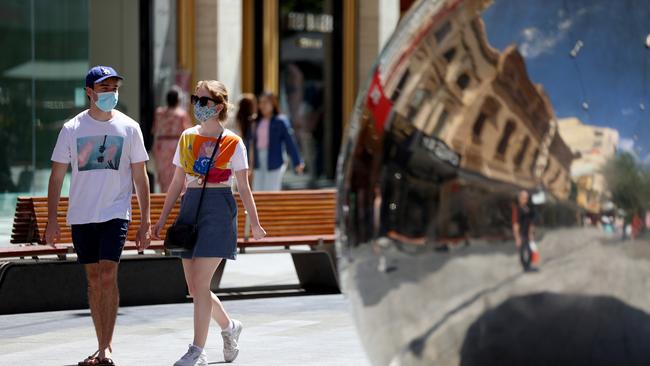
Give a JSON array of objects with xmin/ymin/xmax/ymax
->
[
  {"xmin": 0, "ymin": 245, "xmax": 69, "ymax": 258},
  {"xmin": 8, "ymin": 190, "xmax": 337, "ymax": 256}
]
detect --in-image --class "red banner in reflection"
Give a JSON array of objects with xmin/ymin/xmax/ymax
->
[{"xmin": 367, "ymin": 69, "xmax": 393, "ymax": 134}]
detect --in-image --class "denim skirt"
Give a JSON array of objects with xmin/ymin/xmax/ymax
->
[{"xmin": 174, "ymin": 187, "xmax": 238, "ymax": 260}]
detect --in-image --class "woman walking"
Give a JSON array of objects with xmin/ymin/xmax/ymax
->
[
  {"xmin": 251, "ymin": 91, "xmax": 304, "ymax": 191},
  {"xmin": 152, "ymin": 80, "xmax": 266, "ymax": 365},
  {"xmin": 152, "ymin": 89, "xmax": 192, "ymax": 192}
]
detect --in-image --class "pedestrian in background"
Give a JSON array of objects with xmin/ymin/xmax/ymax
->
[
  {"xmin": 152, "ymin": 89, "xmax": 192, "ymax": 192},
  {"xmin": 512, "ymin": 190, "xmax": 537, "ymax": 271},
  {"xmin": 250, "ymin": 91, "xmax": 304, "ymax": 191},
  {"xmin": 152, "ymin": 80, "xmax": 266, "ymax": 365},
  {"xmin": 235, "ymin": 93, "xmax": 257, "ymax": 185},
  {"xmin": 46, "ymin": 66, "xmax": 151, "ymax": 366}
]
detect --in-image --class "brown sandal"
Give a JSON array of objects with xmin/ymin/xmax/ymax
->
[
  {"xmin": 97, "ymin": 358, "xmax": 115, "ymax": 366},
  {"xmin": 78, "ymin": 351, "xmax": 100, "ymax": 366}
]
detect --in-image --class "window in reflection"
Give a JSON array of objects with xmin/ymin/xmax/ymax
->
[
  {"xmin": 443, "ymin": 48, "xmax": 457, "ymax": 63},
  {"xmin": 434, "ymin": 21, "xmax": 452, "ymax": 43},
  {"xmin": 391, "ymin": 69, "xmax": 411, "ymax": 101},
  {"xmin": 514, "ymin": 136, "xmax": 530, "ymax": 169},
  {"xmin": 496, "ymin": 120, "xmax": 516, "ymax": 157},
  {"xmin": 456, "ymin": 73, "xmax": 470, "ymax": 90}
]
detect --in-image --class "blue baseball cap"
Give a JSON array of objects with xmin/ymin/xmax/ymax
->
[{"xmin": 85, "ymin": 66, "xmax": 123, "ymax": 88}]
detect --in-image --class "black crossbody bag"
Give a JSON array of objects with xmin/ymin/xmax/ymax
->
[{"xmin": 164, "ymin": 132, "xmax": 223, "ymax": 251}]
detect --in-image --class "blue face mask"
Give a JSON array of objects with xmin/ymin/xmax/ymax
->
[
  {"xmin": 95, "ymin": 91, "xmax": 118, "ymax": 112},
  {"xmin": 193, "ymin": 102, "xmax": 219, "ymax": 122}
]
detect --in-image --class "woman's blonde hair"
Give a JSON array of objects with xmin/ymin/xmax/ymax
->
[{"xmin": 195, "ymin": 80, "xmax": 233, "ymax": 122}]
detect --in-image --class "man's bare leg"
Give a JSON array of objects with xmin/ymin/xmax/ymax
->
[
  {"xmin": 85, "ymin": 264, "xmax": 103, "ymax": 360},
  {"xmin": 97, "ymin": 260, "xmax": 119, "ymax": 360}
]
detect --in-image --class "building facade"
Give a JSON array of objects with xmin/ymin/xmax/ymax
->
[
  {"xmin": 558, "ymin": 117, "xmax": 619, "ymax": 213},
  {"xmin": 0, "ymin": 0, "xmax": 403, "ymax": 244},
  {"xmin": 382, "ymin": 2, "xmax": 573, "ymax": 201},
  {"xmin": 341, "ymin": 0, "xmax": 577, "ymax": 246}
]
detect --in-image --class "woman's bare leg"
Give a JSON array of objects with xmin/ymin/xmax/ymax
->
[
  {"xmin": 187, "ymin": 258, "xmax": 223, "ymax": 348},
  {"xmin": 183, "ymin": 258, "xmax": 231, "ymax": 330}
]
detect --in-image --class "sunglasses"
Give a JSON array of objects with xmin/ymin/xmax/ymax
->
[{"xmin": 191, "ymin": 94, "xmax": 220, "ymax": 107}]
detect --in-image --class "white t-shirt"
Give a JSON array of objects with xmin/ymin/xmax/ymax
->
[
  {"xmin": 51, "ymin": 110, "xmax": 149, "ymax": 225},
  {"xmin": 172, "ymin": 127, "xmax": 248, "ymax": 186}
]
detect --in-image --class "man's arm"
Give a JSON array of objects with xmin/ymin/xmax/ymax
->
[
  {"xmin": 45, "ymin": 162, "xmax": 69, "ymax": 246},
  {"xmin": 131, "ymin": 162, "xmax": 151, "ymax": 251}
]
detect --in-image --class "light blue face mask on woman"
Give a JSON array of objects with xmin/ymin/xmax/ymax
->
[
  {"xmin": 193, "ymin": 103, "xmax": 219, "ymax": 122},
  {"xmin": 95, "ymin": 91, "xmax": 119, "ymax": 112}
]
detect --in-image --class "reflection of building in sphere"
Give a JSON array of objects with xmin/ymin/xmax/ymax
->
[
  {"xmin": 558, "ymin": 117, "xmax": 619, "ymax": 214},
  {"xmin": 337, "ymin": 1, "xmax": 650, "ymax": 365},
  {"xmin": 382, "ymin": 14, "xmax": 574, "ymax": 201},
  {"xmin": 347, "ymin": 0, "xmax": 581, "ymax": 247}
]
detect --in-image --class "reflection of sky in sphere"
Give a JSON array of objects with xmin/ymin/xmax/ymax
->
[{"xmin": 482, "ymin": 0, "xmax": 650, "ymax": 161}]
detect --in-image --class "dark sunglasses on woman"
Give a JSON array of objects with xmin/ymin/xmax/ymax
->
[{"xmin": 191, "ymin": 94, "xmax": 220, "ymax": 107}]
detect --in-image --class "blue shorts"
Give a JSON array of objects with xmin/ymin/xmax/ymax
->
[{"xmin": 71, "ymin": 219, "xmax": 129, "ymax": 264}]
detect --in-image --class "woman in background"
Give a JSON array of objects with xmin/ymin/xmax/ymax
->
[
  {"xmin": 250, "ymin": 92, "xmax": 304, "ymax": 191},
  {"xmin": 235, "ymin": 94, "xmax": 257, "ymax": 185},
  {"xmin": 152, "ymin": 89, "xmax": 192, "ymax": 192}
]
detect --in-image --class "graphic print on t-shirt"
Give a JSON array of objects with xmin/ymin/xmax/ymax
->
[
  {"xmin": 177, "ymin": 133, "xmax": 239, "ymax": 183},
  {"xmin": 77, "ymin": 135, "xmax": 124, "ymax": 171}
]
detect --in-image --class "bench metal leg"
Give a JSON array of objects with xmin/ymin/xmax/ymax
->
[
  {"xmin": 209, "ymin": 259, "xmax": 228, "ymax": 292},
  {"xmin": 291, "ymin": 249, "xmax": 340, "ymax": 293}
]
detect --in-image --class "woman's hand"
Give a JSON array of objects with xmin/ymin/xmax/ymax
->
[
  {"xmin": 295, "ymin": 163, "xmax": 305, "ymax": 175},
  {"xmin": 252, "ymin": 224, "xmax": 267, "ymax": 240},
  {"xmin": 151, "ymin": 219, "xmax": 166, "ymax": 240}
]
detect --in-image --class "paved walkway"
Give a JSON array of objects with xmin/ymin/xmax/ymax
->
[
  {"xmin": 0, "ymin": 252, "xmax": 370, "ymax": 366},
  {"xmin": 0, "ymin": 294, "xmax": 369, "ymax": 366}
]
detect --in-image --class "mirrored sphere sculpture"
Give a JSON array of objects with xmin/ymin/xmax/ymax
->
[{"xmin": 337, "ymin": 0, "xmax": 650, "ymax": 365}]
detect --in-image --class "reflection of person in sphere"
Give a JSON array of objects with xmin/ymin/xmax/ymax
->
[{"xmin": 512, "ymin": 190, "xmax": 535, "ymax": 270}]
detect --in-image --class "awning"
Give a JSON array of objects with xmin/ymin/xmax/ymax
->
[{"xmin": 3, "ymin": 60, "xmax": 88, "ymax": 81}]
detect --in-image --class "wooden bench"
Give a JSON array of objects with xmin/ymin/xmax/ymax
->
[{"xmin": 3, "ymin": 189, "xmax": 338, "ymax": 292}]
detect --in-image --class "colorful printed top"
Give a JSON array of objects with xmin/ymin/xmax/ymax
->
[{"xmin": 173, "ymin": 126, "xmax": 248, "ymax": 185}]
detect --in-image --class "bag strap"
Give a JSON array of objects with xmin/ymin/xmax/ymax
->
[{"xmin": 193, "ymin": 131, "xmax": 224, "ymax": 224}]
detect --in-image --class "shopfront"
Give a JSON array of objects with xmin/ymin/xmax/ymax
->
[{"xmin": 251, "ymin": 0, "xmax": 344, "ymax": 186}]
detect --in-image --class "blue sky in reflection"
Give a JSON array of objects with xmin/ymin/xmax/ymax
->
[{"xmin": 482, "ymin": 0, "xmax": 650, "ymax": 161}]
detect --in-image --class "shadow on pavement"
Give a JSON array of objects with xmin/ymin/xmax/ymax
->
[
  {"xmin": 215, "ymin": 284, "xmax": 339, "ymax": 302},
  {"xmin": 460, "ymin": 292, "xmax": 650, "ymax": 366}
]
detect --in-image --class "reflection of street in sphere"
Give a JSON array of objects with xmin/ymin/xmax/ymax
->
[{"xmin": 336, "ymin": 1, "xmax": 650, "ymax": 365}]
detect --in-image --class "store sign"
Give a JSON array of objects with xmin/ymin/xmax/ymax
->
[
  {"xmin": 287, "ymin": 12, "xmax": 333, "ymax": 33},
  {"xmin": 420, "ymin": 135, "xmax": 460, "ymax": 167},
  {"xmin": 296, "ymin": 37, "xmax": 323, "ymax": 49}
]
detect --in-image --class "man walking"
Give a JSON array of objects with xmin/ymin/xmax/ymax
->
[
  {"xmin": 512, "ymin": 189, "xmax": 536, "ymax": 271},
  {"xmin": 45, "ymin": 66, "xmax": 151, "ymax": 365}
]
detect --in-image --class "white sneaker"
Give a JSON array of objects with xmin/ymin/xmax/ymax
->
[
  {"xmin": 221, "ymin": 319, "xmax": 243, "ymax": 362},
  {"xmin": 174, "ymin": 344, "xmax": 208, "ymax": 366}
]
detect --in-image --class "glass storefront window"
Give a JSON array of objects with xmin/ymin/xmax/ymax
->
[
  {"xmin": 278, "ymin": 0, "xmax": 341, "ymax": 188},
  {"xmin": 0, "ymin": 0, "xmax": 88, "ymax": 245}
]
